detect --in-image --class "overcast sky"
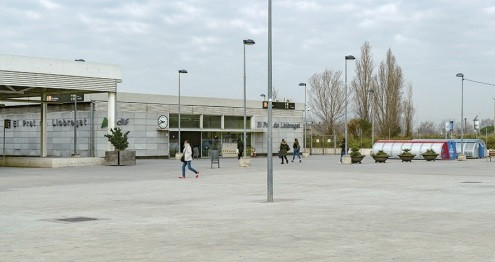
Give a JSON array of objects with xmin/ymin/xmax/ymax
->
[{"xmin": 1, "ymin": 0, "xmax": 494, "ymax": 126}]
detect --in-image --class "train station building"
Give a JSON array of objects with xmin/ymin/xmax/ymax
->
[{"xmin": 0, "ymin": 54, "xmax": 304, "ymax": 159}]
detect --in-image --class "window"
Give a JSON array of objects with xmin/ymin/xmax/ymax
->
[
  {"xmin": 224, "ymin": 116, "xmax": 250, "ymax": 129},
  {"xmin": 169, "ymin": 114, "xmax": 200, "ymax": 128},
  {"xmin": 203, "ymin": 115, "xmax": 221, "ymax": 129}
]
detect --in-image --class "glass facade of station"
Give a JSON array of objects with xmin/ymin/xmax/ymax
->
[{"xmin": 168, "ymin": 114, "xmax": 253, "ymax": 158}]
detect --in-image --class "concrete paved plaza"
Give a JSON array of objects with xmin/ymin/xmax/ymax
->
[{"xmin": 1, "ymin": 156, "xmax": 494, "ymax": 261}]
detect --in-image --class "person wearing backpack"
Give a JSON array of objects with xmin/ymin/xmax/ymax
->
[
  {"xmin": 291, "ymin": 138, "xmax": 302, "ymax": 163},
  {"xmin": 279, "ymin": 139, "xmax": 290, "ymax": 164}
]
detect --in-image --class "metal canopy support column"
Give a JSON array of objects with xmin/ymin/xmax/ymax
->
[
  {"xmin": 107, "ymin": 92, "xmax": 116, "ymax": 151},
  {"xmin": 40, "ymin": 93, "xmax": 48, "ymax": 157}
]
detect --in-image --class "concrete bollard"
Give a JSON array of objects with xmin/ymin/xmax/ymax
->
[{"xmin": 240, "ymin": 157, "xmax": 251, "ymax": 167}]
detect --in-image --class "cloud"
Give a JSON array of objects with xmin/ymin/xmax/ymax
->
[
  {"xmin": 276, "ymin": 0, "xmax": 320, "ymax": 11},
  {"xmin": 394, "ymin": 33, "xmax": 407, "ymax": 43},
  {"xmin": 485, "ymin": 5, "xmax": 495, "ymax": 14},
  {"xmin": 78, "ymin": 14, "xmax": 149, "ymax": 34},
  {"xmin": 37, "ymin": 0, "xmax": 60, "ymax": 10},
  {"xmin": 358, "ymin": 3, "xmax": 403, "ymax": 28}
]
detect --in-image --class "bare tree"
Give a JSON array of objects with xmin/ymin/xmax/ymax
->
[
  {"xmin": 351, "ymin": 42, "xmax": 375, "ymax": 121},
  {"xmin": 272, "ymin": 87, "xmax": 279, "ymax": 101},
  {"xmin": 417, "ymin": 121, "xmax": 436, "ymax": 135},
  {"xmin": 375, "ymin": 48, "xmax": 404, "ymax": 137},
  {"xmin": 308, "ymin": 69, "xmax": 345, "ymax": 135},
  {"xmin": 403, "ymin": 83, "xmax": 415, "ymax": 137}
]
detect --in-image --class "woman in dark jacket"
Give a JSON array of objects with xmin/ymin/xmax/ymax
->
[
  {"xmin": 339, "ymin": 139, "xmax": 346, "ymax": 163},
  {"xmin": 292, "ymin": 138, "xmax": 302, "ymax": 163},
  {"xmin": 279, "ymin": 139, "xmax": 290, "ymax": 164}
]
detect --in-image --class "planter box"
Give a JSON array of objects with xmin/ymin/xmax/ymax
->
[
  {"xmin": 105, "ymin": 151, "xmax": 119, "ymax": 166},
  {"xmin": 372, "ymin": 155, "xmax": 388, "ymax": 163},
  {"xmin": 399, "ymin": 154, "xmax": 415, "ymax": 162},
  {"xmin": 351, "ymin": 155, "xmax": 365, "ymax": 164},
  {"xmin": 422, "ymin": 154, "xmax": 438, "ymax": 161},
  {"xmin": 120, "ymin": 150, "xmax": 136, "ymax": 166},
  {"xmin": 105, "ymin": 150, "xmax": 136, "ymax": 166}
]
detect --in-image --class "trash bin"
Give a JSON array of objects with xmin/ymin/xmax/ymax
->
[{"xmin": 211, "ymin": 150, "xmax": 220, "ymax": 168}]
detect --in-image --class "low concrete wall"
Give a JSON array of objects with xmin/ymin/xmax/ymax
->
[{"xmin": 1, "ymin": 157, "xmax": 105, "ymax": 168}]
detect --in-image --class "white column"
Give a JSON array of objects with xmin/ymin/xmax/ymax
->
[
  {"xmin": 40, "ymin": 94, "xmax": 48, "ymax": 157},
  {"xmin": 107, "ymin": 92, "xmax": 116, "ymax": 151}
]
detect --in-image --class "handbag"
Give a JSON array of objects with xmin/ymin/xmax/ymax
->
[
  {"xmin": 180, "ymin": 154, "xmax": 185, "ymax": 162},
  {"xmin": 278, "ymin": 151, "xmax": 282, "ymax": 158}
]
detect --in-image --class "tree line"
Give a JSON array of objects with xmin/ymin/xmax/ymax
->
[{"xmin": 308, "ymin": 42, "xmax": 415, "ymax": 141}]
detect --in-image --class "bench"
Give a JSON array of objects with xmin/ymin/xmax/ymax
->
[{"xmin": 489, "ymin": 150, "xmax": 495, "ymax": 161}]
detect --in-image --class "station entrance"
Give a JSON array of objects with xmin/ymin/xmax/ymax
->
[{"xmin": 169, "ymin": 131, "xmax": 252, "ymax": 158}]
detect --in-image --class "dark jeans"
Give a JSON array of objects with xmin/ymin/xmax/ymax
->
[
  {"xmin": 181, "ymin": 161, "xmax": 198, "ymax": 177},
  {"xmin": 340, "ymin": 149, "xmax": 347, "ymax": 162},
  {"xmin": 237, "ymin": 150, "xmax": 243, "ymax": 160},
  {"xmin": 292, "ymin": 149, "xmax": 301, "ymax": 160},
  {"xmin": 281, "ymin": 155, "xmax": 288, "ymax": 163}
]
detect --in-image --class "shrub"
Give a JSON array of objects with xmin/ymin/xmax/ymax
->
[
  {"xmin": 373, "ymin": 150, "xmax": 388, "ymax": 157},
  {"xmin": 423, "ymin": 148, "xmax": 437, "ymax": 155},
  {"xmin": 350, "ymin": 147, "xmax": 362, "ymax": 157},
  {"xmin": 104, "ymin": 127, "xmax": 130, "ymax": 151},
  {"xmin": 401, "ymin": 148, "xmax": 414, "ymax": 156}
]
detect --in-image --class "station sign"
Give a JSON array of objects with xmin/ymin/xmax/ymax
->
[{"xmin": 262, "ymin": 101, "xmax": 295, "ymax": 110}]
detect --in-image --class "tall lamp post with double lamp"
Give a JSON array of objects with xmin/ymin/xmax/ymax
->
[
  {"xmin": 299, "ymin": 83, "xmax": 307, "ymax": 153},
  {"xmin": 456, "ymin": 73, "xmax": 466, "ymax": 161},
  {"xmin": 343, "ymin": 55, "xmax": 355, "ymax": 164},
  {"xmin": 178, "ymin": 69, "xmax": 187, "ymax": 155},
  {"xmin": 242, "ymin": 39, "xmax": 255, "ymax": 167}
]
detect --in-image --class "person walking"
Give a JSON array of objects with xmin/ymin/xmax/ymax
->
[
  {"xmin": 279, "ymin": 139, "xmax": 290, "ymax": 164},
  {"xmin": 237, "ymin": 138, "xmax": 244, "ymax": 160},
  {"xmin": 180, "ymin": 140, "xmax": 200, "ymax": 179},
  {"xmin": 291, "ymin": 138, "xmax": 302, "ymax": 163},
  {"xmin": 339, "ymin": 138, "xmax": 347, "ymax": 163}
]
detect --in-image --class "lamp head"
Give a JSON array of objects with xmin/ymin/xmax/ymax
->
[
  {"xmin": 243, "ymin": 39, "xmax": 255, "ymax": 45},
  {"xmin": 456, "ymin": 73, "xmax": 464, "ymax": 78},
  {"xmin": 75, "ymin": 59, "xmax": 85, "ymax": 62},
  {"xmin": 299, "ymin": 83, "xmax": 306, "ymax": 87},
  {"xmin": 179, "ymin": 69, "xmax": 188, "ymax": 74},
  {"xmin": 345, "ymin": 55, "xmax": 356, "ymax": 60}
]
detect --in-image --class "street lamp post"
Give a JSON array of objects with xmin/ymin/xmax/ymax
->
[
  {"xmin": 243, "ymin": 39, "xmax": 255, "ymax": 160},
  {"xmin": 492, "ymin": 98, "xmax": 495, "ymax": 135},
  {"xmin": 456, "ymin": 73, "xmax": 465, "ymax": 160},
  {"xmin": 178, "ymin": 69, "xmax": 187, "ymax": 153},
  {"xmin": 72, "ymin": 59, "xmax": 85, "ymax": 157},
  {"xmin": 299, "ymin": 83, "xmax": 307, "ymax": 152},
  {"xmin": 368, "ymin": 89, "xmax": 375, "ymax": 146},
  {"xmin": 343, "ymin": 55, "xmax": 355, "ymax": 164},
  {"xmin": 72, "ymin": 94, "xmax": 78, "ymax": 157},
  {"xmin": 267, "ymin": 0, "xmax": 273, "ymax": 202}
]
